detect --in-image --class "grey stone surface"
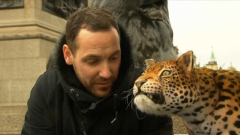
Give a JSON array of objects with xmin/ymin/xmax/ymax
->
[
  {"xmin": 0, "ymin": 0, "xmax": 66, "ymax": 134},
  {"xmin": 0, "ymin": 80, "xmax": 34, "ymax": 103},
  {"xmin": 0, "ymin": 104, "xmax": 26, "ymax": 135},
  {"xmin": 172, "ymin": 116, "xmax": 188, "ymax": 134}
]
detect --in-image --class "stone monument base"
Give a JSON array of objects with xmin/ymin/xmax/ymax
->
[{"xmin": 0, "ymin": 0, "xmax": 66, "ymax": 134}]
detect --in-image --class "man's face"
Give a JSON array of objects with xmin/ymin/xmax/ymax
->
[{"xmin": 63, "ymin": 27, "xmax": 121, "ymax": 98}]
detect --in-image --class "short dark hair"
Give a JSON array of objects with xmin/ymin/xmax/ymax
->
[{"xmin": 65, "ymin": 7, "xmax": 120, "ymax": 54}]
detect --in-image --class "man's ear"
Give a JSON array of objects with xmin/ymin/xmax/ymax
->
[{"xmin": 63, "ymin": 44, "xmax": 73, "ymax": 65}]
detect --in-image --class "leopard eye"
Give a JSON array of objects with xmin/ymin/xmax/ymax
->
[{"xmin": 161, "ymin": 70, "xmax": 172, "ymax": 78}]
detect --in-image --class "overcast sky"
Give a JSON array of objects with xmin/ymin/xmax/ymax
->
[{"xmin": 168, "ymin": 0, "xmax": 240, "ymax": 70}]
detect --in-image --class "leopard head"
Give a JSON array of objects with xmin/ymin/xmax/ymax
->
[{"xmin": 133, "ymin": 51, "xmax": 200, "ymax": 116}]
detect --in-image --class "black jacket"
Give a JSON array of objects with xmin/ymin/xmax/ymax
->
[{"xmin": 22, "ymin": 27, "xmax": 173, "ymax": 135}]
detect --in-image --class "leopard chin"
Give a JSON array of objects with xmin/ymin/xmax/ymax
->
[
  {"xmin": 133, "ymin": 93, "xmax": 165, "ymax": 116},
  {"xmin": 135, "ymin": 92, "xmax": 165, "ymax": 104}
]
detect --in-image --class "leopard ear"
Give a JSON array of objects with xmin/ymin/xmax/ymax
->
[
  {"xmin": 178, "ymin": 51, "xmax": 195, "ymax": 72},
  {"xmin": 145, "ymin": 59, "xmax": 155, "ymax": 68}
]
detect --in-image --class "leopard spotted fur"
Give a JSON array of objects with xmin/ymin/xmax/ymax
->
[{"xmin": 133, "ymin": 51, "xmax": 240, "ymax": 135}]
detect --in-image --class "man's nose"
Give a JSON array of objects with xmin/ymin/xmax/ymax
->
[{"xmin": 99, "ymin": 64, "xmax": 112, "ymax": 79}]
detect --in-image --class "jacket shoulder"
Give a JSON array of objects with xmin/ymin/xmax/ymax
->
[{"xmin": 35, "ymin": 67, "xmax": 61, "ymax": 100}]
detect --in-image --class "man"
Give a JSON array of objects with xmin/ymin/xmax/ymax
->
[{"xmin": 22, "ymin": 7, "xmax": 173, "ymax": 135}]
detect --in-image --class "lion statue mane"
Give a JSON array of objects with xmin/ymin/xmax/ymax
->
[{"xmin": 91, "ymin": 0, "xmax": 177, "ymax": 66}]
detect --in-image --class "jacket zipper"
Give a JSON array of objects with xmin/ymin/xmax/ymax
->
[{"xmin": 111, "ymin": 94, "xmax": 118, "ymax": 124}]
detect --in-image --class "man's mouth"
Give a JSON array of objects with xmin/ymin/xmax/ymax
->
[
  {"xmin": 136, "ymin": 91, "xmax": 165, "ymax": 104},
  {"xmin": 96, "ymin": 82, "xmax": 111, "ymax": 88}
]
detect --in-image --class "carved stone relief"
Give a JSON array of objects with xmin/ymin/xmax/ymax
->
[
  {"xmin": 0, "ymin": 0, "xmax": 24, "ymax": 9},
  {"xmin": 42, "ymin": 0, "xmax": 88, "ymax": 19}
]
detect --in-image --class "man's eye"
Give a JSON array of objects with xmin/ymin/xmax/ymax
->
[
  {"xmin": 111, "ymin": 55, "xmax": 120, "ymax": 61},
  {"xmin": 111, "ymin": 57, "xmax": 118, "ymax": 60},
  {"xmin": 86, "ymin": 60, "xmax": 98, "ymax": 64}
]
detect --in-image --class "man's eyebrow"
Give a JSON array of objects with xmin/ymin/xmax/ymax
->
[
  {"xmin": 82, "ymin": 55, "xmax": 100, "ymax": 60},
  {"xmin": 111, "ymin": 50, "xmax": 121, "ymax": 56},
  {"xmin": 83, "ymin": 50, "xmax": 121, "ymax": 60}
]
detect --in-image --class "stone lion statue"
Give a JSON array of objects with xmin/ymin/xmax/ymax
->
[{"xmin": 91, "ymin": 0, "xmax": 177, "ymax": 66}]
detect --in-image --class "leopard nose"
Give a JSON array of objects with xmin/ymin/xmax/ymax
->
[{"xmin": 135, "ymin": 79, "xmax": 146, "ymax": 88}]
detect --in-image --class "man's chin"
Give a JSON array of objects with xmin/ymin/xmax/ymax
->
[{"xmin": 92, "ymin": 88, "xmax": 112, "ymax": 98}]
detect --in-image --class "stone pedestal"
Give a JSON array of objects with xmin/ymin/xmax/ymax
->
[{"xmin": 0, "ymin": 0, "xmax": 66, "ymax": 134}]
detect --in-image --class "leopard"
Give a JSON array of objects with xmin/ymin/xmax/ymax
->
[{"xmin": 133, "ymin": 50, "xmax": 240, "ymax": 135}]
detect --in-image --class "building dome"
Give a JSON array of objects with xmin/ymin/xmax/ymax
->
[{"xmin": 227, "ymin": 63, "xmax": 236, "ymax": 71}]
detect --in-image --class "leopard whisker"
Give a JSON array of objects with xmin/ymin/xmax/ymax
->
[
  {"xmin": 135, "ymin": 108, "xmax": 148, "ymax": 120},
  {"xmin": 126, "ymin": 96, "xmax": 134, "ymax": 110}
]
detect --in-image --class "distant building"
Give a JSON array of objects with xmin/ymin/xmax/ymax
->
[
  {"xmin": 196, "ymin": 62, "xmax": 201, "ymax": 67},
  {"xmin": 227, "ymin": 62, "xmax": 236, "ymax": 71},
  {"xmin": 205, "ymin": 50, "xmax": 218, "ymax": 70}
]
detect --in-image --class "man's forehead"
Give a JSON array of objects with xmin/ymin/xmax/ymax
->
[
  {"xmin": 82, "ymin": 49, "xmax": 121, "ymax": 58},
  {"xmin": 76, "ymin": 29, "xmax": 120, "ymax": 48}
]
